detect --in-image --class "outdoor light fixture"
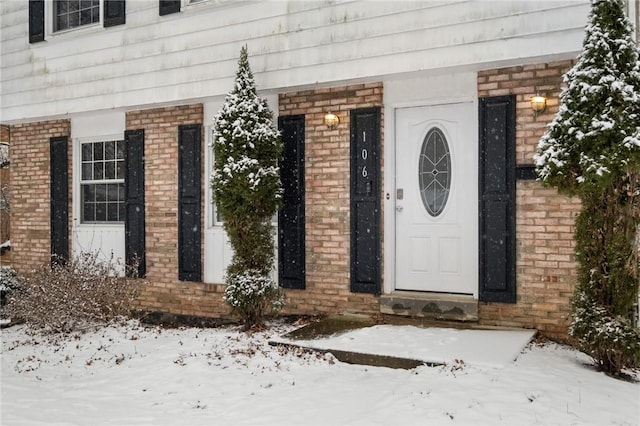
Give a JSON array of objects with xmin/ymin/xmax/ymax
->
[
  {"xmin": 530, "ymin": 94, "xmax": 547, "ymax": 113},
  {"xmin": 324, "ymin": 112, "xmax": 340, "ymax": 129}
]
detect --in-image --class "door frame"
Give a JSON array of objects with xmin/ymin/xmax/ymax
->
[{"xmin": 383, "ymin": 94, "xmax": 478, "ymax": 297}]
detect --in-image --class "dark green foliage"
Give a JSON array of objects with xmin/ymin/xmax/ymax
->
[
  {"xmin": 222, "ymin": 270, "xmax": 284, "ymax": 331},
  {"xmin": 535, "ymin": 0, "xmax": 640, "ymax": 375},
  {"xmin": 211, "ymin": 46, "xmax": 283, "ymax": 328}
]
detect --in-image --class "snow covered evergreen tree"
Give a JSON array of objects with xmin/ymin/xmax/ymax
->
[
  {"xmin": 211, "ymin": 46, "xmax": 283, "ymax": 329},
  {"xmin": 534, "ymin": 0, "xmax": 640, "ymax": 375}
]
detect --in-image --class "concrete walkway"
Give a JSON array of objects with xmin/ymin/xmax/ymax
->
[{"xmin": 270, "ymin": 316, "xmax": 537, "ymax": 369}]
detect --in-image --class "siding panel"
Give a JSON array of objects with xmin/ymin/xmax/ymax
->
[{"xmin": 1, "ymin": 0, "xmax": 589, "ymax": 122}]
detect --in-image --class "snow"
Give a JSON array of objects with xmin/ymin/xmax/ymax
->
[
  {"xmin": 2, "ymin": 320, "xmax": 638, "ymax": 426},
  {"xmin": 273, "ymin": 325, "xmax": 536, "ymax": 368}
]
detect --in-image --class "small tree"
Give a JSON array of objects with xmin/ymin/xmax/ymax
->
[
  {"xmin": 211, "ymin": 46, "xmax": 283, "ymax": 329},
  {"xmin": 535, "ymin": 0, "xmax": 640, "ymax": 375}
]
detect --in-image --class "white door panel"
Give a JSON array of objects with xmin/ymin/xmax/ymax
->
[{"xmin": 395, "ymin": 103, "xmax": 477, "ymax": 294}]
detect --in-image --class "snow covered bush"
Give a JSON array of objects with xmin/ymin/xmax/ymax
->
[
  {"xmin": 4, "ymin": 253, "xmax": 141, "ymax": 333},
  {"xmin": 211, "ymin": 46, "xmax": 283, "ymax": 329},
  {"xmin": 0, "ymin": 143, "xmax": 8, "ymax": 168},
  {"xmin": 0, "ymin": 266, "xmax": 23, "ymax": 320},
  {"xmin": 223, "ymin": 270, "xmax": 284, "ymax": 330},
  {"xmin": 534, "ymin": 0, "xmax": 640, "ymax": 375}
]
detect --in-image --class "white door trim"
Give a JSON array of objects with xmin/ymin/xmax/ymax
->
[{"xmin": 383, "ymin": 87, "xmax": 478, "ymax": 296}]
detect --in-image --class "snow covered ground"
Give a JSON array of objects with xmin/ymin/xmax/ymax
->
[{"xmin": 1, "ymin": 320, "xmax": 638, "ymax": 426}]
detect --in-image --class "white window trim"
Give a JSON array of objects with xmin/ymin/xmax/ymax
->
[
  {"xmin": 73, "ymin": 134, "xmax": 125, "ymax": 229},
  {"xmin": 45, "ymin": 0, "xmax": 104, "ymax": 39}
]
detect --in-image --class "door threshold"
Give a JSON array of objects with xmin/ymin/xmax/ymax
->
[{"xmin": 380, "ymin": 291, "xmax": 478, "ymax": 322}]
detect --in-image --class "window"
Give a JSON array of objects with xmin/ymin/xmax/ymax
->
[
  {"xmin": 54, "ymin": 0, "xmax": 100, "ymax": 32},
  {"xmin": 81, "ymin": 140, "xmax": 125, "ymax": 223},
  {"xmin": 419, "ymin": 127, "xmax": 451, "ymax": 217}
]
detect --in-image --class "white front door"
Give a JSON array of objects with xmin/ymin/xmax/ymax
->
[{"xmin": 395, "ymin": 103, "xmax": 477, "ymax": 294}]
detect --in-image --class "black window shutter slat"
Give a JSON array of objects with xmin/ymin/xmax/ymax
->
[
  {"xmin": 178, "ymin": 124, "xmax": 202, "ymax": 282},
  {"xmin": 29, "ymin": 0, "xmax": 45, "ymax": 43},
  {"xmin": 50, "ymin": 136, "xmax": 69, "ymax": 265},
  {"xmin": 124, "ymin": 129, "xmax": 146, "ymax": 278},
  {"xmin": 104, "ymin": 0, "xmax": 126, "ymax": 27},
  {"xmin": 479, "ymin": 95, "xmax": 517, "ymax": 303},
  {"xmin": 159, "ymin": 0, "xmax": 181, "ymax": 16},
  {"xmin": 350, "ymin": 107, "xmax": 381, "ymax": 295},
  {"xmin": 278, "ymin": 115, "xmax": 306, "ymax": 290}
]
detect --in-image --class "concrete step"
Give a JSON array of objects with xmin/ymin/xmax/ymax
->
[{"xmin": 380, "ymin": 291, "xmax": 478, "ymax": 322}]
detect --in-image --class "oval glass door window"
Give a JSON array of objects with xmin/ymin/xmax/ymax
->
[{"xmin": 419, "ymin": 127, "xmax": 451, "ymax": 217}]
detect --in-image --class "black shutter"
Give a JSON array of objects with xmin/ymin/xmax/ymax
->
[
  {"xmin": 29, "ymin": 0, "xmax": 45, "ymax": 44},
  {"xmin": 124, "ymin": 129, "xmax": 145, "ymax": 278},
  {"xmin": 159, "ymin": 0, "xmax": 180, "ymax": 16},
  {"xmin": 178, "ymin": 124, "xmax": 202, "ymax": 282},
  {"xmin": 104, "ymin": 0, "xmax": 126, "ymax": 27},
  {"xmin": 50, "ymin": 136, "xmax": 69, "ymax": 265},
  {"xmin": 479, "ymin": 95, "xmax": 517, "ymax": 303},
  {"xmin": 350, "ymin": 107, "xmax": 381, "ymax": 294},
  {"xmin": 278, "ymin": 115, "xmax": 305, "ymax": 290}
]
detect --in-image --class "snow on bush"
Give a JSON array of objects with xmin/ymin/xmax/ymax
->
[
  {"xmin": 534, "ymin": 0, "xmax": 640, "ymax": 376},
  {"xmin": 4, "ymin": 253, "xmax": 141, "ymax": 333},
  {"xmin": 223, "ymin": 270, "xmax": 284, "ymax": 330},
  {"xmin": 534, "ymin": 0, "xmax": 640, "ymax": 192},
  {"xmin": 0, "ymin": 143, "xmax": 8, "ymax": 168},
  {"xmin": 211, "ymin": 46, "xmax": 283, "ymax": 329},
  {"xmin": 570, "ymin": 288, "xmax": 640, "ymax": 370},
  {"xmin": 1, "ymin": 266, "xmax": 23, "ymax": 319}
]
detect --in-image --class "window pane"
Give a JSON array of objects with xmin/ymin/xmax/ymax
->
[
  {"xmin": 82, "ymin": 143, "xmax": 92, "ymax": 161},
  {"xmin": 93, "ymin": 162, "xmax": 104, "ymax": 180},
  {"xmin": 82, "ymin": 184, "xmax": 95, "ymax": 203},
  {"xmin": 105, "ymin": 141, "xmax": 115, "ymax": 160},
  {"xmin": 419, "ymin": 127, "xmax": 451, "ymax": 217},
  {"xmin": 118, "ymin": 183, "xmax": 125, "ymax": 201},
  {"xmin": 118, "ymin": 203, "xmax": 125, "ymax": 222},
  {"xmin": 82, "ymin": 163, "xmax": 92, "ymax": 180},
  {"xmin": 104, "ymin": 161, "xmax": 115, "ymax": 180},
  {"xmin": 56, "ymin": 15, "xmax": 69, "ymax": 31},
  {"xmin": 116, "ymin": 141, "xmax": 124, "ymax": 159},
  {"xmin": 107, "ymin": 183, "xmax": 119, "ymax": 201},
  {"xmin": 95, "ymin": 184, "xmax": 107, "ymax": 202},
  {"xmin": 69, "ymin": 0, "xmax": 79, "ymax": 12},
  {"xmin": 92, "ymin": 7, "xmax": 99, "ymax": 22},
  {"xmin": 80, "ymin": 8, "xmax": 91, "ymax": 25},
  {"xmin": 107, "ymin": 203, "xmax": 119, "ymax": 222},
  {"xmin": 93, "ymin": 142, "xmax": 103, "ymax": 160},
  {"xmin": 69, "ymin": 11, "xmax": 79, "ymax": 28},
  {"xmin": 116, "ymin": 160, "xmax": 125, "ymax": 179},
  {"xmin": 95, "ymin": 203, "xmax": 106, "ymax": 222},
  {"xmin": 57, "ymin": 0, "xmax": 69, "ymax": 14},
  {"xmin": 83, "ymin": 202, "xmax": 95, "ymax": 222}
]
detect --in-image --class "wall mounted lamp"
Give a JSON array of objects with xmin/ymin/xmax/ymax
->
[
  {"xmin": 324, "ymin": 112, "xmax": 340, "ymax": 130},
  {"xmin": 530, "ymin": 94, "xmax": 547, "ymax": 114}
]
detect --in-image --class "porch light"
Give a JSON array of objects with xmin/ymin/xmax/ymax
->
[
  {"xmin": 324, "ymin": 112, "xmax": 340, "ymax": 130},
  {"xmin": 530, "ymin": 95, "xmax": 547, "ymax": 113}
]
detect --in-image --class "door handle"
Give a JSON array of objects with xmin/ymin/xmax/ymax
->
[{"xmin": 396, "ymin": 205, "xmax": 403, "ymax": 212}]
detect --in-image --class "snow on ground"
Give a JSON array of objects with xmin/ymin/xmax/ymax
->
[
  {"xmin": 1, "ymin": 320, "xmax": 638, "ymax": 426},
  {"xmin": 273, "ymin": 325, "xmax": 536, "ymax": 368}
]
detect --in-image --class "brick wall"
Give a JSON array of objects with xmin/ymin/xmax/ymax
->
[
  {"xmin": 477, "ymin": 61, "xmax": 581, "ymax": 340},
  {"xmin": 126, "ymin": 104, "xmax": 228, "ymax": 318},
  {"xmin": 9, "ymin": 120, "xmax": 71, "ymax": 273},
  {"xmin": 278, "ymin": 83, "xmax": 383, "ymax": 316}
]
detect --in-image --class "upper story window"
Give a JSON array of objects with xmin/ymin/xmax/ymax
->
[
  {"xmin": 54, "ymin": 0, "xmax": 100, "ymax": 32},
  {"xmin": 81, "ymin": 140, "xmax": 125, "ymax": 223}
]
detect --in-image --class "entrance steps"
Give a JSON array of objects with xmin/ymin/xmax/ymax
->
[{"xmin": 379, "ymin": 291, "xmax": 478, "ymax": 322}]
